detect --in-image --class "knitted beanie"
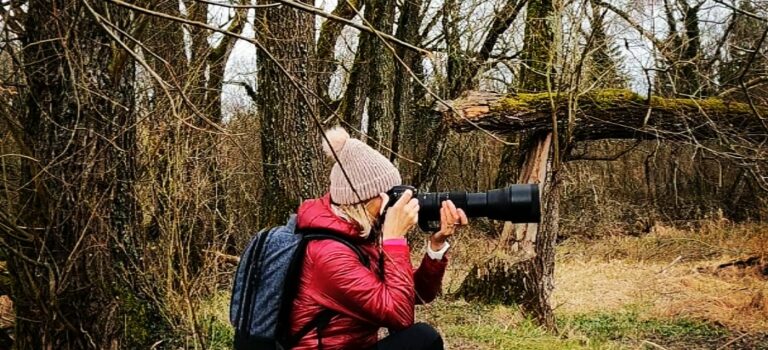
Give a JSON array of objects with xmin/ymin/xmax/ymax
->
[{"xmin": 322, "ymin": 127, "xmax": 402, "ymax": 205}]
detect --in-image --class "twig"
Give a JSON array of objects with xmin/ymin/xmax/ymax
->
[
  {"xmin": 716, "ymin": 332, "xmax": 750, "ymax": 350},
  {"xmin": 657, "ymin": 255, "xmax": 683, "ymax": 274},
  {"xmin": 640, "ymin": 340, "xmax": 669, "ymax": 350},
  {"xmin": 203, "ymin": 249, "xmax": 240, "ymax": 265},
  {"xmin": 193, "ymin": 0, "xmax": 280, "ymax": 8}
]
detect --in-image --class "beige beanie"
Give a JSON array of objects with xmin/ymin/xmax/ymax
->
[{"xmin": 322, "ymin": 127, "xmax": 402, "ymax": 205}]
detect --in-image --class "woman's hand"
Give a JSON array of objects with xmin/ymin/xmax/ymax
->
[
  {"xmin": 430, "ymin": 200, "xmax": 468, "ymax": 251},
  {"xmin": 381, "ymin": 190, "xmax": 420, "ymax": 240}
]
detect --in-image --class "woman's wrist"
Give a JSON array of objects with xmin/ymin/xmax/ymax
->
[
  {"xmin": 429, "ymin": 238, "xmax": 447, "ymax": 251},
  {"xmin": 426, "ymin": 239, "xmax": 450, "ymax": 260}
]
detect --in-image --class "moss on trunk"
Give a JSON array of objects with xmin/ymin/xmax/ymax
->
[{"xmin": 441, "ymin": 89, "xmax": 767, "ymax": 140}]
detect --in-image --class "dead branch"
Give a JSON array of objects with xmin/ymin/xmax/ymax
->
[{"xmin": 439, "ymin": 89, "xmax": 768, "ymax": 142}]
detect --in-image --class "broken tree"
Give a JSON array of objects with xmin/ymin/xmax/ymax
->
[{"xmin": 449, "ymin": 88, "xmax": 767, "ymax": 329}]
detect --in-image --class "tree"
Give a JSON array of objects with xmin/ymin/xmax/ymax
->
[
  {"xmin": 719, "ymin": 0, "xmax": 768, "ymax": 104},
  {"xmin": 7, "ymin": 1, "xmax": 158, "ymax": 347},
  {"xmin": 450, "ymin": 85, "xmax": 768, "ymax": 332},
  {"xmin": 255, "ymin": 0, "xmax": 325, "ymax": 226},
  {"xmin": 597, "ymin": 0, "xmax": 706, "ymax": 97},
  {"xmin": 457, "ymin": 0, "xmax": 561, "ymax": 329}
]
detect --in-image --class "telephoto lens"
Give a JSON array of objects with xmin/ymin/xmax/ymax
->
[{"xmin": 384, "ymin": 184, "xmax": 541, "ymax": 232}]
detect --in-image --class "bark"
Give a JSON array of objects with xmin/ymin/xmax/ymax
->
[
  {"xmin": 518, "ymin": 0, "xmax": 554, "ymax": 92},
  {"xmin": 337, "ymin": 0, "xmax": 397, "ymax": 154},
  {"xmin": 143, "ymin": 1, "xmax": 186, "ymax": 241},
  {"xmin": 255, "ymin": 0, "xmax": 324, "ymax": 226},
  {"xmin": 338, "ymin": 45, "xmax": 369, "ymax": 129},
  {"xmin": 364, "ymin": 0, "xmax": 397, "ymax": 155},
  {"xmin": 9, "ymin": 1, "xmax": 157, "ymax": 348},
  {"xmin": 438, "ymin": 89, "xmax": 768, "ymax": 141},
  {"xmin": 206, "ymin": 2, "xmax": 248, "ymax": 121},
  {"xmin": 391, "ymin": 0, "xmax": 425, "ymax": 165},
  {"xmin": 443, "ymin": 0, "xmax": 471, "ymax": 98}
]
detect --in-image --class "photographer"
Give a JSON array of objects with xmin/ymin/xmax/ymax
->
[{"xmin": 289, "ymin": 127, "xmax": 468, "ymax": 350}]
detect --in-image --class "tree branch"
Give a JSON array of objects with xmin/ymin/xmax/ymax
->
[
  {"xmin": 439, "ymin": 89, "xmax": 768, "ymax": 142},
  {"xmin": 596, "ymin": 1, "xmax": 666, "ymax": 50},
  {"xmin": 479, "ymin": 0, "xmax": 527, "ymax": 62}
]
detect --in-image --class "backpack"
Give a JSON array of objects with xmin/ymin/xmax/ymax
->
[{"xmin": 230, "ymin": 215, "xmax": 370, "ymax": 350}]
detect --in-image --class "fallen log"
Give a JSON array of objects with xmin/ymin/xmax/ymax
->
[{"xmin": 437, "ymin": 89, "xmax": 768, "ymax": 141}]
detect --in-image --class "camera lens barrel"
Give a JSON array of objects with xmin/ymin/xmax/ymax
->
[{"xmin": 416, "ymin": 184, "xmax": 541, "ymax": 224}]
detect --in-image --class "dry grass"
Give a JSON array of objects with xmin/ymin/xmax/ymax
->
[{"xmin": 555, "ymin": 220, "xmax": 768, "ymax": 333}]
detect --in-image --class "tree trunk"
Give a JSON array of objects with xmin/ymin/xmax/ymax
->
[
  {"xmin": 438, "ymin": 89, "xmax": 768, "ymax": 141},
  {"xmin": 337, "ymin": 0, "xmax": 397, "ymax": 154},
  {"xmin": 457, "ymin": 0, "xmax": 560, "ymax": 330},
  {"xmin": 316, "ymin": 0, "xmax": 362, "ymax": 104},
  {"xmin": 411, "ymin": 0, "xmax": 465, "ymax": 190},
  {"xmin": 518, "ymin": 0, "xmax": 555, "ymax": 93},
  {"xmin": 364, "ymin": 0, "xmax": 397, "ymax": 155},
  {"xmin": 457, "ymin": 134, "xmax": 559, "ymax": 328},
  {"xmin": 390, "ymin": 0, "xmax": 424, "ymax": 166},
  {"xmin": 9, "ymin": 1, "xmax": 158, "ymax": 348},
  {"xmin": 255, "ymin": 1, "xmax": 324, "ymax": 226}
]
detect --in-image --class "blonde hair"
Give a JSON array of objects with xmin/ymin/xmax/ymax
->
[{"xmin": 336, "ymin": 202, "xmax": 376, "ymax": 239}]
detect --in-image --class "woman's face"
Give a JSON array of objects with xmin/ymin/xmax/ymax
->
[{"xmin": 365, "ymin": 196, "xmax": 384, "ymax": 220}]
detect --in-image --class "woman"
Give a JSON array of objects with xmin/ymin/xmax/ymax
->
[{"xmin": 289, "ymin": 127, "xmax": 468, "ymax": 350}]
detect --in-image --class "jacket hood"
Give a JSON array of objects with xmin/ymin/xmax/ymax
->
[{"xmin": 296, "ymin": 193, "xmax": 365, "ymax": 241}]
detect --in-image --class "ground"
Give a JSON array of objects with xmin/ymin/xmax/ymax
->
[{"xmin": 203, "ymin": 220, "xmax": 768, "ymax": 349}]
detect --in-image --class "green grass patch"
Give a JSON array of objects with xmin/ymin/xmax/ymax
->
[
  {"xmin": 560, "ymin": 312, "xmax": 729, "ymax": 348},
  {"xmin": 198, "ymin": 291, "xmax": 233, "ymax": 350},
  {"xmin": 442, "ymin": 318, "xmax": 620, "ymax": 349},
  {"xmin": 419, "ymin": 300, "xmax": 738, "ymax": 349}
]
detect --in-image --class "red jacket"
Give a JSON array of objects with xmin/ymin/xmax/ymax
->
[{"xmin": 289, "ymin": 194, "xmax": 448, "ymax": 350}]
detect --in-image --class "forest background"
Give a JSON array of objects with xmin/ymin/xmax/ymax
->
[{"xmin": 1, "ymin": 0, "xmax": 767, "ymax": 348}]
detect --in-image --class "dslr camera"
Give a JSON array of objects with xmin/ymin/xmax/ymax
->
[{"xmin": 384, "ymin": 184, "xmax": 541, "ymax": 232}]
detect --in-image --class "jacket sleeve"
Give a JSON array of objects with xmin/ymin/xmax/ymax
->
[
  {"xmin": 413, "ymin": 253, "xmax": 448, "ymax": 304},
  {"xmin": 309, "ymin": 241, "xmax": 416, "ymax": 330}
]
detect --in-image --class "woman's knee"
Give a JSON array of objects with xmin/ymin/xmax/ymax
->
[{"xmin": 411, "ymin": 323, "xmax": 443, "ymax": 349}]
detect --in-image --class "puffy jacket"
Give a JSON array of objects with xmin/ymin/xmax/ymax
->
[{"xmin": 289, "ymin": 194, "xmax": 448, "ymax": 350}]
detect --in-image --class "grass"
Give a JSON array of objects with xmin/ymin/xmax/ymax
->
[
  {"xmin": 197, "ymin": 291, "xmax": 233, "ymax": 350},
  {"xmin": 199, "ymin": 220, "xmax": 768, "ymax": 349},
  {"xmin": 416, "ymin": 300, "xmax": 737, "ymax": 349},
  {"xmin": 555, "ymin": 221, "xmax": 768, "ymax": 333},
  {"xmin": 419, "ymin": 300, "xmax": 617, "ymax": 349}
]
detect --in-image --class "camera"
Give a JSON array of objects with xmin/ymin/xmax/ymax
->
[{"xmin": 383, "ymin": 184, "xmax": 541, "ymax": 232}]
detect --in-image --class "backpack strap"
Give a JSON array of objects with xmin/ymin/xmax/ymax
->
[
  {"xmin": 288, "ymin": 308, "xmax": 335, "ymax": 350},
  {"xmin": 282, "ymin": 230, "xmax": 371, "ymax": 349}
]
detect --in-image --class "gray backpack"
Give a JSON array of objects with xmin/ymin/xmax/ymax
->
[{"xmin": 230, "ymin": 215, "xmax": 369, "ymax": 349}]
